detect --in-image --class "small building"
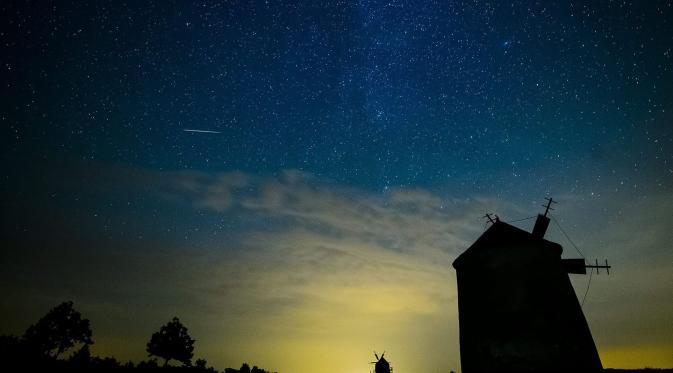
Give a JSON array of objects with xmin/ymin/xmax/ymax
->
[{"xmin": 452, "ymin": 211, "xmax": 603, "ymax": 372}]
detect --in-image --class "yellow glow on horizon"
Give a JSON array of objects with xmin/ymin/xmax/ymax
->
[{"xmin": 601, "ymin": 345, "xmax": 673, "ymax": 369}]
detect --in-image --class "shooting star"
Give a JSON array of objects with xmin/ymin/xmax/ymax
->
[{"xmin": 183, "ymin": 129, "xmax": 222, "ymax": 134}]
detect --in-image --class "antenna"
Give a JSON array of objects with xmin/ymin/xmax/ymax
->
[
  {"xmin": 585, "ymin": 259, "xmax": 611, "ymax": 275},
  {"xmin": 483, "ymin": 213, "xmax": 495, "ymax": 224},
  {"xmin": 542, "ymin": 197, "xmax": 557, "ymax": 217}
]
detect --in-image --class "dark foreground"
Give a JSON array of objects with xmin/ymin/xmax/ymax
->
[
  {"xmin": 2, "ymin": 332, "xmax": 671, "ymax": 373},
  {"xmin": 605, "ymin": 370, "xmax": 673, "ymax": 373},
  {"xmin": 0, "ymin": 335, "xmax": 274, "ymax": 373}
]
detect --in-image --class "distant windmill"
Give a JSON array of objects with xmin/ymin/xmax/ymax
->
[{"xmin": 370, "ymin": 351, "xmax": 391, "ymax": 373}]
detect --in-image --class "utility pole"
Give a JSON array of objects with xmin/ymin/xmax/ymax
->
[{"xmin": 543, "ymin": 197, "xmax": 557, "ymax": 217}]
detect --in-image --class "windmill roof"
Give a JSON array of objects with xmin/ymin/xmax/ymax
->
[{"xmin": 452, "ymin": 220, "xmax": 563, "ymax": 270}]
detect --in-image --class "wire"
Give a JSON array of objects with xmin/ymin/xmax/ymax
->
[
  {"xmin": 549, "ymin": 213, "xmax": 594, "ymax": 307},
  {"xmin": 505, "ymin": 215, "xmax": 536, "ymax": 224},
  {"xmin": 581, "ymin": 267, "xmax": 594, "ymax": 307},
  {"xmin": 549, "ymin": 214, "xmax": 585, "ymax": 258}
]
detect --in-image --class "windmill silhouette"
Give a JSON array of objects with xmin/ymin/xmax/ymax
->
[
  {"xmin": 452, "ymin": 198, "xmax": 608, "ymax": 372},
  {"xmin": 370, "ymin": 351, "xmax": 391, "ymax": 373}
]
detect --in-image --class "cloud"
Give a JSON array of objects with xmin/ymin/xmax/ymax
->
[
  {"xmin": 4, "ymin": 161, "xmax": 671, "ymax": 371},
  {"xmin": 149, "ymin": 168, "xmax": 492, "ymax": 372},
  {"xmin": 141, "ymin": 168, "xmax": 672, "ymax": 370},
  {"xmin": 168, "ymin": 170, "xmax": 673, "ymax": 370},
  {"xmin": 185, "ymin": 169, "xmax": 489, "ymax": 254}
]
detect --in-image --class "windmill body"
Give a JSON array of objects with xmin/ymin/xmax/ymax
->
[{"xmin": 452, "ymin": 213, "xmax": 603, "ymax": 372}]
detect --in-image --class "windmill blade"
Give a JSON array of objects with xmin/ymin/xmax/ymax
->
[{"xmin": 374, "ymin": 352, "xmax": 379, "ymax": 360}]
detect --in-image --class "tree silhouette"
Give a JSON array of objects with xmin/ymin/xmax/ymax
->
[
  {"xmin": 146, "ymin": 317, "xmax": 195, "ymax": 366},
  {"xmin": 69, "ymin": 344, "xmax": 91, "ymax": 364},
  {"xmin": 195, "ymin": 358, "xmax": 207, "ymax": 369},
  {"xmin": 22, "ymin": 301, "xmax": 93, "ymax": 358}
]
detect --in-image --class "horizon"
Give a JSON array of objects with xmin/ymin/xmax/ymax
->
[{"xmin": 2, "ymin": 1, "xmax": 672, "ymax": 372}]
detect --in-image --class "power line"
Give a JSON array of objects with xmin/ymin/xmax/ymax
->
[
  {"xmin": 581, "ymin": 267, "xmax": 594, "ymax": 307},
  {"xmin": 549, "ymin": 213, "xmax": 596, "ymax": 307},
  {"xmin": 549, "ymin": 213, "xmax": 585, "ymax": 258},
  {"xmin": 505, "ymin": 215, "xmax": 536, "ymax": 224}
]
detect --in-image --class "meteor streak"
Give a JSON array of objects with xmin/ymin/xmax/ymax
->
[{"xmin": 183, "ymin": 129, "xmax": 222, "ymax": 134}]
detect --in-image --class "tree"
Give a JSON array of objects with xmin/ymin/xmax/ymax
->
[
  {"xmin": 22, "ymin": 301, "xmax": 93, "ymax": 358},
  {"xmin": 195, "ymin": 358, "xmax": 207, "ymax": 369},
  {"xmin": 69, "ymin": 344, "xmax": 91, "ymax": 364},
  {"xmin": 146, "ymin": 317, "xmax": 195, "ymax": 366}
]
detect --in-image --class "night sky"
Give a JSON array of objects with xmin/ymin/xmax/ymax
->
[{"xmin": 2, "ymin": 1, "xmax": 672, "ymax": 372}]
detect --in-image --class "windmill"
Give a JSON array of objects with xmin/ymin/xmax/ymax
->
[
  {"xmin": 370, "ymin": 351, "xmax": 391, "ymax": 373},
  {"xmin": 452, "ymin": 198, "xmax": 610, "ymax": 372}
]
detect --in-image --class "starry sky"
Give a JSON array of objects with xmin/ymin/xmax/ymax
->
[{"xmin": 1, "ymin": 1, "xmax": 673, "ymax": 372}]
